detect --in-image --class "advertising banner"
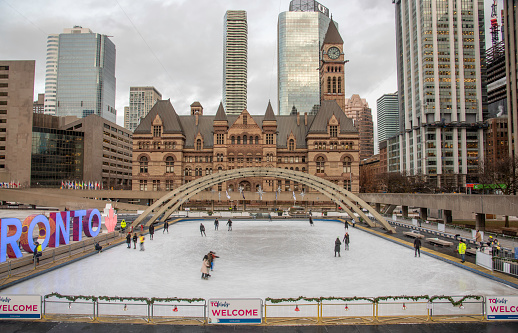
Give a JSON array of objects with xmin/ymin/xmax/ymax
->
[
  {"xmin": 486, "ymin": 296, "xmax": 518, "ymax": 320},
  {"xmin": 208, "ymin": 298, "xmax": 262, "ymax": 324},
  {"xmin": 0, "ymin": 295, "xmax": 41, "ymax": 319}
]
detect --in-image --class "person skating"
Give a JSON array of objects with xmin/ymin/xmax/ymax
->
[
  {"xmin": 163, "ymin": 220, "xmax": 169, "ymax": 233},
  {"xmin": 94, "ymin": 241, "xmax": 103, "ymax": 253},
  {"xmin": 344, "ymin": 220, "xmax": 349, "ymax": 229},
  {"xmin": 414, "ymin": 237, "xmax": 421, "ymax": 257},
  {"xmin": 201, "ymin": 255, "xmax": 210, "ymax": 279},
  {"xmin": 214, "ymin": 218, "xmax": 219, "ymax": 230},
  {"xmin": 200, "ymin": 223, "xmax": 206, "ymax": 236},
  {"xmin": 227, "ymin": 219, "xmax": 232, "ymax": 231},
  {"xmin": 309, "ymin": 216, "xmax": 314, "ymax": 226},
  {"xmin": 139, "ymin": 234, "xmax": 145, "ymax": 251},
  {"xmin": 343, "ymin": 232, "xmax": 350, "ymax": 250},
  {"xmin": 140, "ymin": 224, "xmax": 144, "ymax": 233},
  {"xmin": 334, "ymin": 237, "xmax": 342, "ymax": 257},
  {"xmin": 457, "ymin": 239, "xmax": 466, "ymax": 263},
  {"xmin": 132, "ymin": 233, "xmax": 138, "ymax": 249},
  {"xmin": 208, "ymin": 251, "xmax": 219, "ymax": 272},
  {"xmin": 149, "ymin": 223, "xmax": 155, "ymax": 240},
  {"xmin": 126, "ymin": 232, "xmax": 131, "ymax": 248}
]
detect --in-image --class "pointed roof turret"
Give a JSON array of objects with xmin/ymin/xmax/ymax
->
[
  {"xmin": 323, "ymin": 19, "xmax": 343, "ymax": 45},
  {"xmin": 214, "ymin": 102, "xmax": 227, "ymax": 121},
  {"xmin": 134, "ymin": 99, "xmax": 184, "ymax": 134},
  {"xmin": 264, "ymin": 100, "xmax": 276, "ymax": 121}
]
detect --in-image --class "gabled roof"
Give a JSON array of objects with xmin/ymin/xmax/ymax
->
[
  {"xmin": 190, "ymin": 101, "xmax": 202, "ymax": 107},
  {"xmin": 323, "ymin": 19, "xmax": 343, "ymax": 45},
  {"xmin": 134, "ymin": 99, "xmax": 184, "ymax": 134},
  {"xmin": 263, "ymin": 101, "xmax": 276, "ymax": 122},
  {"xmin": 214, "ymin": 102, "xmax": 227, "ymax": 121},
  {"xmin": 308, "ymin": 100, "xmax": 357, "ymax": 134}
]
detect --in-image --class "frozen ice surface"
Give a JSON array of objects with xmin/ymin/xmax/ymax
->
[{"xmin": 3, "ymin": 219, "xmax": 518, "ymax": 299}]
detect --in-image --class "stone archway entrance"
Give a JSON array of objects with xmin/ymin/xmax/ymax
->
[{"xmin": 131, "ymin": 167, "xmax": 395, "ymax": 233}]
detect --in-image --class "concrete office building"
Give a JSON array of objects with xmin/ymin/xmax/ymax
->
[
  {"xmin": 393, "ymin": 0, "xmax": 487, "ymax": 188},
  {"xmin": 223, "ymin": 10, "xmax": 248, "ymax": 115},
  {"xmin": 0, "ymin": 60, "xmax": 35, "ymax": 188},
  {"xmin": 377, "ymin": 92, "xmax": 400, "ymax": 145},
  {"xmin": 33, "ymin": 93, "xmax": 45, "ymax": 114},
  {"xmin": 44, "ymin": 26, "xmax": 116, "ymax": 123},
  {"xmin": 278, "ymin": 0, "xmax": 332, "ymax": 115},
  {"xmin": 125, "ymin": 86, "xmax": 162, "ymax": 132},
  {"xmin": 344, "ymin": 94, "xmax": 374, "ymax": 161}
]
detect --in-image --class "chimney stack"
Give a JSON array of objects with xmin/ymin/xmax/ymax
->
[
  {"xmin": 195, "ymin": 112, "xmax": 199, "ymax": 126},
  {"xmin": 297, "ymin": 112, "xmax": 300, "ymax": 126},
  {"xmin": 304, "ymin": 112, "xmax": 308, "ymax": 126}
]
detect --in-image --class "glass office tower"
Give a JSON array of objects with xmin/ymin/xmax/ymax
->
[
  {"xmin": 49, "ymin": 27, "xmax": 116, "ymax": 123},
  {"xmin": 394, "ymin": 0, "xmax": 487, "ymax": 188},
  {"xmin": 376, "ymin": 92, "xmax": 400, "ymax": 144},
  {"xmin": 278, "ymin": 0, "xmax": 331, "ymax": 115}
]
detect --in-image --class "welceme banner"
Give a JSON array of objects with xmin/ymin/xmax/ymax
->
[
  {"xmin": 208, "ymin": 298, "xmax": 262, "ymax": 324},
  {"xmin": 486, "ymin": 296, "xmax": 518, "ymax": 320},
  {"xmin": 0, "ymin": 295, "xmax": 41, "ymax": 319}
]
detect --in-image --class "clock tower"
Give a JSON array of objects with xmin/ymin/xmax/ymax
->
[{"xmin": 320, "ymin": 19, "xmax": 346, "ymax": 112}]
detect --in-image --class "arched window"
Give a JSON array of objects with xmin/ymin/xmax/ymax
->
[
  {"xmin": 165, "ymin": 157, "xmax": 174, "ymax": 173},
  {"xmin": 255, "ymin": 136, "xmax": 259, "ymax": 144},
  {"xmin": 243, "ymin": 135, "xmax": 247, "ymax": 145},
  {"xmin": 184, "ymin": 168, "xmax": 191, "ymax": 176},
  {"xmin": 332, "ymin": 77, "xmax": 336, "ymax": 93},
  {"xmin": 231, "ymin": 136, "xmax": 235, "ymax": 145},
  {"xmin": 338, "ymin": 77, "xmax": 342, "ymax": 93},
  {"xmin": 237, "ymin": 136, "xmax": 241, "ymax": 145},
  {"xmin": 139, "ymin": 156, "xmax": 148, "ymax": 173},
  {"xmin": 289, "ymin": 139, "xmax": 295, "ymax": 151},
  {"xmin": 343, "ymin": 157, "xmax": 352, "ymax": 173},
  {"xmin": 327, "ymin": 77, "xmax": 331, "ymax": 93},
  {"xmin": 196, "ymin": 139, "xmax": 202, "ymax": 150},
  {"xmin": 316, "ymin": 157, "xmax": 325, "ymax": 174},
  {"xmin": 138, "ymin": 141, "xmax": 143, "ymax": 149},
  {"xmin": 302, "ymin": 167, "xmax": 306, "ymax": 173}
]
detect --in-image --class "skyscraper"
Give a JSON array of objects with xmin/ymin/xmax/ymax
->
[
  {"xmin": 504, "ymin": 0, "xmax": 518, "ymax": 159},
  {"xmin": 344, "ymin": 94, "xmax": 374, "ymax": 161},
  {"xmin": 44, "ymin": 26, "xmax": 116, "ymax": 123},
  {"xmin": 278, "ymin": 0, "xmax": 332, "ymax": 115},
  {"xmin": 393, "ymin": 0, "xmax": 487, "ymax": 188},
  {"xmin": 376, "ymin": 92, "xmax": 399, "ymax": 144},
  {"xmin": 125, "ymin": 86, "xmax": 162, "ymax": 132},
  {"xmin": 223, "ymin": 10, "xmax": 247, "ymax": 115}
]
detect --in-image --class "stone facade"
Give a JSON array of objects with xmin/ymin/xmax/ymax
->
[{"xmin": 132, "ymin": 99, "xmax": 360, "ymax": 194}]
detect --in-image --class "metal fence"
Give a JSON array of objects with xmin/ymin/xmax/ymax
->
[
  {"xmin": 493, "ymin": 257, "xmax": 518, "ymax": 277},
  {"xmin": 41, "ymin": 294, "xmax": 487, "ymax": 324}
]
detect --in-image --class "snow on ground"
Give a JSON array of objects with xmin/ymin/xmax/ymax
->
[{"xmin": 3, "ymin": 219, "xmax": 517, "ymax": 299}]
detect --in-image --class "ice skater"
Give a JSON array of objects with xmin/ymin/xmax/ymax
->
[
  {"xmin": 414, "ymin": 237, "xmax": 421, "ymax": 257},
  {"xmin": 126, "ymin": 232, "xmax": 131, "ymax": 248},
  {"xmin": 132, "ymin": 233, "xmax": 138, "ymax": 249},
  {"xmin": 139, "ymin": 234, "xmax": 145, "ymax": 251},
  {"xmin": 201, "ymin": 254, "xmax": 210, "ymax": 279},
  {"xmin": 343, "ymin": 232, "xmax": 350, "ymax": 250},
  {"xmin": 334, "ymin": 237, "xmax": 342, "ymax": 257},
  {"xmin": 163, "ymin": 220, "xmax": 169, "ymax": 233},
  {"xmin": 344, "ymin": 220, "xmax": 349, "ymax": 229},
  {"xmin": 208, "ymin": 251, "xmax": 219, "ymax": 271},
  {"xmin": 200, "ymin": 223, "xmax": 206, "ymax": 236},
  {"xmin": 227, "ymin": 219, "xmax": 233, "ymax": 231},
  {"xmin": 149, "ymin": 223, "xmax": 155, "ymax": 240},
  {"xmin": 309, "ymin": 216, "xmax": 314, "ymax": 226},
  {"xmin": 94, "ymin": 241, "xmax": 103, "ymax": 253},
  {"xmin": 214, "ymin": 218, "xmax": 219, "ymax": 230},
  {"xmin": 32, "ymin": 241, "xmax": 42, "ymax": 265}
]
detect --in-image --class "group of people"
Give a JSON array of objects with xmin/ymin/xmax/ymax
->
[
  {"xmin": 201, "ymin": 251, "xmax": 219, "ymax": 279},
  {"xmin": 126, "ymin": 232, "xmax": 146, "ymax": 251},
  {"xmin": 200, "ymin": 219, "xmax": 233, "ymax": 236},
  {"xmin": 334, "ymin": 232, "xmax": 351, "ymax": 257}
]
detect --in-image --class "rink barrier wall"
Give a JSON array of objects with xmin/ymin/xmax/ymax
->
[
  {"xmin": 352, "ymin": 219, "xmax": 518, "ymax": 290},
  {"xmin": 40, "ymin": 294, "xmax": 487, "ymax": 324}
]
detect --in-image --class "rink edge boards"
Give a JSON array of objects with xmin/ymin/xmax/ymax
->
[{"xmin": 341, "ymin": 219, "xmax": 518, "ymax": 290}]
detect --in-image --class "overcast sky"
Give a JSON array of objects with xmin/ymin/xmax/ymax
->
[{"xmin": 0, "ymin": 0, "xmax": 500, "ymax": 133}]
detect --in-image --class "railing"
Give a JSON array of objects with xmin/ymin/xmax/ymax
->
[
  {"xmin": 42, "ymin": 295, "xmax": 483, "ymax": 324},
  {"xmin": 0, "ymin": 232, "xmax": 123, "ymax": 283},
  {"xmin": 493, "ymin": 257, "xmax": 518, "ymax": 277}
]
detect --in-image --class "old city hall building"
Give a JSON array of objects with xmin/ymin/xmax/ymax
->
[{"xmin": 132, "ymin": 100, "xmax": 360, "ymax": 197}]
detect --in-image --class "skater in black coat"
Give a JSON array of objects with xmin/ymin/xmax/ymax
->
[
  {"xmin": 334, "ymin": 237, "xmax": 342, "ymax": 257},
  {"xmin": 126, "ymin": 232, "xmax": 131, "ymax": 248},
  {"xmin": 227, "ymin": 219, "xmax": 233, "ymax": 231},
  {"xmin": 200, "ymin": 223, "xmax": 206, "ymax": 236}
]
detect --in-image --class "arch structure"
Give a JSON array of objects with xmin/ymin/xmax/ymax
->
[{"xmin": 131, "ymin": 167, "xmax": 396, "ymax": 233}]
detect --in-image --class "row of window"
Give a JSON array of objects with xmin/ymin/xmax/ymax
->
[{"xmin": 314, "ymin": 141, "xmax": 354, "ymax": 150}]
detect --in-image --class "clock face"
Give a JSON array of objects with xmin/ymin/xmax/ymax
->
[{"xmin": 327, "ymin": 47, "xmax": 340, "ymax": 59}]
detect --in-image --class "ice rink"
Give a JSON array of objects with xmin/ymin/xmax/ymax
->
[{"xmin": 3, "ymin": 219, "xmax": 518, "ymax": 299}]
